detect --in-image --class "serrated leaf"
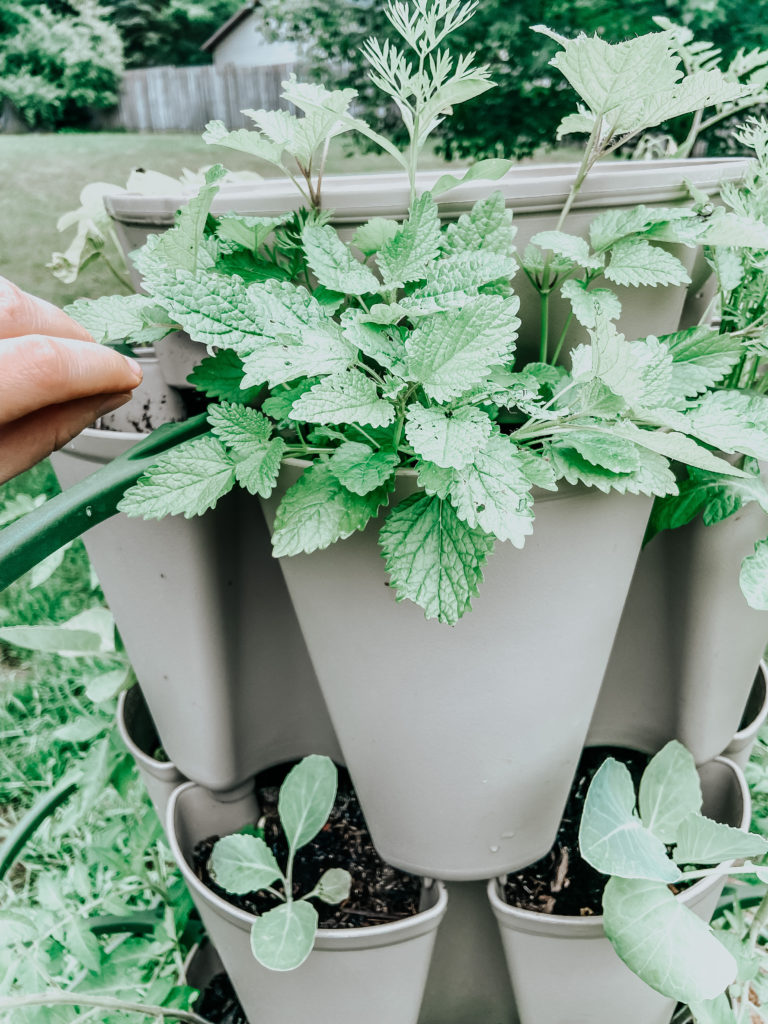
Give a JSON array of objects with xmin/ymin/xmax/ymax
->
[
  {"xmin": 240, "ymin": 324, "xmax": 355, "ymax": 389},
  {"xmin": 188, "ymin": 350, "xmax": 263, "ymax": 403},
  {"xmin": 561, "ymin": 280, "xmax": 622, "ymax": 328},
  {"xmin": 302, "ymin": 224, "xmax": 380, "ymax": 295},
  {"xmin": 377, "ymin": 192, "xmax": 441, "ymax": 287},
  {"xmin": 647, "ymin": 464, "xmax": 768, "ymax": 541},
  {"xmin": 118, "ymin": 436, "xmax": 236, "ymax": 520},
  {"xmin": 352, "ymin": 218, "xmax": 400, "ymax": 257},
  {"xmin": 145, "ymin": 269, "xmax": 265, "ymax": 353},
  {"xmin": 605, "ymin": 239, "xmax": 690, "ymax": 288},
  {"xmin": 740, "ymin": 537, "xmax": 768, "ymax": 610},
  {"xmin": 314, "ymin": 867, "xmax": 352, "ymax": 905},
  {"xmin": 430, "ymin": 160, "xmax": 513, "ymax": 200},
  {"xmin": 517, "ymin": 450, "xmax": 558, "ymax": 491},
  {"xmin": 379, "ymin": 492, "xmax": 494, "ymax": 624},
  {"xmin": 66, "ymin": 919, "xmax": 102, "ymax": 973},
  {"xmin": 289, "ymin": 370, "xmax": 394, "ymax": 428},
  {"xmin": 216, "ymin": 214, "xmax": 287, "ymax": 251},
  {"xmin": 204, "ymin": 119, "xmax": 285, "ymax": 165},
  {"xmin": 208, "ymin": 402, "xmax": 272, "ymax": 447},
  {"xmin": 328, "ymin": 442, "xmax": 398, "ymax": 495},
  {"xmin": 589, "ymin": 206, "xmax": 690, "ymax": 251},
  {"xmin": 554, "ymin": 430, "xmax": 641, "ymax": 473},
  {"xmin": 406, "ymin": 298, "xmax": 520, "ymax": 402},
  {"xmin": 279, "ymin": 755, "xmax": 337, "ymax": 850},
  {"xmin": 65, "ymin": 294, "xmax": 173, "ymax": 346},
  {"xmin": 441, "ymin": 192, "xmax": 517, "ymax": 258},
  {"xmin": 405, "ymin": 405, "xmax": 492, "ymax": 469},
  {"xmin": 271, "ymin": 462, "xmax": 388, "ymax": 557},
  {"xmin": 673, "ymin": 814, "xmax": 768, "ymax": 864},
  {"xmin": 341, "ymin": 314, "xmax": 407, "ymax": 374},
  {"xmin": 638, "ymin": 741, "xmax": 702, "ymax": 842},
  {"xmin": 663, "ymin": 327, "xmax": 744, "ymax": 398},
  {"xmin": 603, "ymin": 877, "xmax": 737, "ymax": 1002},
  {"xmin": 682, "ymin": 391, "xmax": 768, "ymax": 462},
  {"xmin": 447, "ymin": 434, "xmax": 535, "ymax": 545},
  {"xmin": 641, "ymin": 68, "xmax": 746, "ymax": 128},
  {"xmin": 535, "ymin": 28, "xmax": 682, "ymax": 135},
  {"xmin": 417, "ymin": 251, "xmax": 518, "ymax": 298},
  {"xmin": 262, "ymin": 379, "xmax": 317, "ymax": 421},
  {"xmin": 211, "ymin": 834, "xmax": 282, "ymax": 894},
  {"xmin": 234, "ymin": 440, "xmax": 286, "ymax": 498},
  {"xmin": 611, "ymin": 421, "xmax": 748, "ymax": 477},
  {"xmin": 548, "ymin": 442, "xmax": 678, "ymax": 497},
  {"xmin": 579, "ymin": 759, "xmax": 681, "ymax": 882},
  {"xmin": 250, "ymin": 900, "xmax": 318, "ymax": 971},
  {"xmin": 207, "ymin": 403, "xmax": 286, "ymax": 497},
  {"xmin": 531, "ymin": 230, "xmax": 603, "ymax": 270},
  {"xmin": 709, "ymin": 247, "xmax": 744, "ymax": 292}
]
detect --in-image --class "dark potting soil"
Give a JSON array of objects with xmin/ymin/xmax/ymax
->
[
  {"xmin": 193, "ymin": 763, "xmax": 423, "ymax": 929},
  {"xmin": 195, "ymin": 972, "xmax": 247, "ymax": 1024},
  {"xmin": 504, "ymin": 746, "xmax": 651, "ymax": 917}
]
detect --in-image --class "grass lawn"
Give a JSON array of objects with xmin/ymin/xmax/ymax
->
[{"xmin": 0, "ymin": 131, "xmax": 458, "ymax": 308}]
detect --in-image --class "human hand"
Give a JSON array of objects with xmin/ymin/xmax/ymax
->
[{"xmin": 0, "ymin": 277, "xmax": 143, "ymax": 484}]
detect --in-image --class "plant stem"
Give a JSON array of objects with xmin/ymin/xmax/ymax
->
[
  {"xmin": 539, "ymin": 290, "xmax": 551, "ymax": 363},
  {"xmin": 551, "ymin": 311, "xmax": 574, "ymax": 366},
  {"xmin": 676, "ymin": 108, "xmax": 705, "ymax": 160},
  {"xmin": 0, "ymin": 993, "xmax": 211, "ymax": 1023}
]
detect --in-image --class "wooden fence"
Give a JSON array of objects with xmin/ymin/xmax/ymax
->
[{"xmin": 114, "ymin": 63, "xmax": 298, "ymax": 132}]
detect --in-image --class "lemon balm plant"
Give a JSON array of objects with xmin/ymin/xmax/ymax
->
[{"xmin": 6, "ymin": 0, "xmax": 768, "ymax": 882}]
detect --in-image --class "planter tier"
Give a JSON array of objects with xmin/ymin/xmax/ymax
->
[
  {"xmin": 51, "ymin": 429, "xmax": 342, "ymax": 793},
  {"xmin": 117, "ymin": 685, "xmax": 186, "ymax": 829},
  {"xmin": 260, "ymin": 462, "xmax": 653, "ymax": 880},
  {"xmin": 489, "ymin": 755, "xmax": 749, "ymax": 1024},
  {"xmin": 100, "ymin": 350, "xmax": 186, "ymax": 433},
  {"xmin": 167, "ymin": 781, "xmax": 448, "ymax": 1024},
  {"xmin": 105, "ymin": 158, "xmax": 748, "ymax": 360},
  {"xmin": 588, "ymin": 503, "xmax": 768, "ymax": 763}
]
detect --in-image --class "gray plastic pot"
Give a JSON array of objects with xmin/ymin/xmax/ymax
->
[
  {"xmin": 105, "ymin": 158, "xmax": 747, "ymax": 360},
  {"xmin": 117, "ymin": 685, "xmax": 186, "ymax": 829},
  {"xmin": 588, "ymin": 501, "xmax": 768, "ymax": 763},
  {"xmin": 259, "ymin": 461, "xmax": 653, "ymax": 880},
  {"xmin": 154, "ymin": 331, "xmax": 207, "ymax": 389},
  {"xmin": 488, "ymin": 755, "xmax": 749, "ymax": 1024},
  {"xmin": 100, "ymin": 349, "xmax": 186, "ymax": 433},
  {"xmin": 167, "ymin": 780, "xmax": 448, "ymax": 1024},
  {"xmin": 722, "ymin": 660, "xmax": 768, "ymax": 771},
  {"xmin": 50, "ymin": 429, "xmax": 342, "ymax": 793}
]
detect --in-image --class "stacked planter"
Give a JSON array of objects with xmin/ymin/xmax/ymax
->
[{"xmin": 49, "ymin": 157, "xmax": 761, "ymax": 1023}]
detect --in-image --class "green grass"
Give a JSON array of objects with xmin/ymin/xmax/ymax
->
[{"xmin": 0, "ymin": 131, "xmax": 457, "ymax": 308}]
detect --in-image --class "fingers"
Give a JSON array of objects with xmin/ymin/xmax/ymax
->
[
  {"xmin": 0, "ymin": 392, "xmax": 132, "ymax": 484},
  {"xmin": 0, "ymin": 335, "xmax": 142, "ymax": 427},
  {"xmin": 0, "ymin": 277, "xmax": 95, "ymax": 343}
]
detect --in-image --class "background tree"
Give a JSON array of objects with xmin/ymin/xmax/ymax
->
[
  {"xmin": 259, "ymin": 0, "xmax": 768, "ymax": 159},
  {"xmin": 0, "ymin": 1, "xmax": 123, "ymax": 130}
]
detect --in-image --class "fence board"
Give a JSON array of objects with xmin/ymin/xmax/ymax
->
[{"xmin": 115, "ymin": 63, "xmax": 297, "ymax": 132}]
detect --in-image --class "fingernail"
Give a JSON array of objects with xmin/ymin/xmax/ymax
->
[
  {"xmin": 123, "ymin": 355, "xmax": 143, "ymax": 381},
  {"xmin": 96, "ymin": 393, "xmax": 132, "ymax": 417}
]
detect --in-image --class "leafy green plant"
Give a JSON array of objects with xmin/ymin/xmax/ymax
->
[
  {"xmin": 6, "ymin": 2, "xmax": 768, "ymax": 626},
  {"xmin": 580, "ymin": 740, "xmax": 768, "ymax": 1023},
  {"xmin": 210, "ymin": 755, "xmax": 351, "ymax": 970}
]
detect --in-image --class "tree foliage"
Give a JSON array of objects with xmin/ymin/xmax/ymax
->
[
  {"xmin": 258, "ymin": 0, "xmax": 768, "ymax": 159},
  {"xmin": 0, "ymin": 1, "xmax": 123, "ymax": 129}
]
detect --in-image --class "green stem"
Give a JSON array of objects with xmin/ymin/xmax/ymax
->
[
  {"xmin": 676, "ymin": 108, "xmax": 705, "ymax": 160},
  {"xmin": 0, "ymin": 414, "xmax": 209, "ymax": 591},
  {"xmin": 539, "ymin": 290, "xmax": 551, "ymax": 363},
  {"xmin": 748, "ymin": 888, "xmax": 768, "ymax": 948},
  {"xmin": 550, "ymin": 311, "xmax": 574, "ymax": 366},
  {"xmin": 0, "ymin": 993, "xmax": 210, "ymax": 1023}
]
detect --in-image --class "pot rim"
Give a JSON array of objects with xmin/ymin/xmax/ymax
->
[
  {"xmin": 117, "ymin": 688, "xmax": 185, "ymax": 782},
  {"xmin": 486, "ymin": 754, "xmax": 749, "ymax": 939},
  {"xmin": 730, "ymin": 660, "xmax": 768, "ymax": 744},
  {"xmin": 167, "ymin": 780, "xmax": 449, "ymax": 950},
  {"xmin": 105, "ymin": 157, "xmax": 750, "ymax": 227}
]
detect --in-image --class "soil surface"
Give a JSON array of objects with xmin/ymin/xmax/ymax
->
[
  {"xmin": 194, "ymin": 762, "xmax": 423, "ymax": 928},
  {"xmin": 504, "ymin": 746, "xmax": 651, "ymax": 917},
  {"xmin": 195, "ymin": 972, "xmax": 247, "ymax": 1024}
]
